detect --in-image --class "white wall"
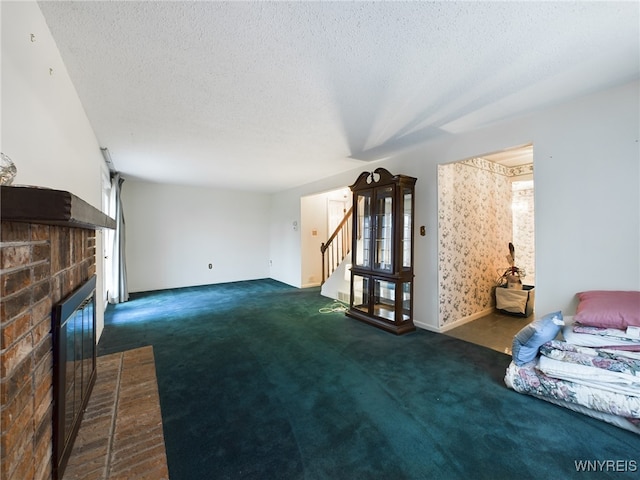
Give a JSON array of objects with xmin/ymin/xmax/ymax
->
[
  {"xmin": 300, "ymin": 193, "xmax": 327, "ymax": 288},
  {"xmin": 268, "ymin": 190, "xmax": 304, "ymax": 287},
  {"xmin": 1, "ymin": 1, "xmax": 110, "ymax": 337},
  {"xmin": 122, "ymin": 180, "xmax": 271, "ymax": 292},
  {"xmin": 269, "ymin": 80, "xmax": 640, "ymax": 331},
  {"xmin": 531, "ymin": 83, "xmax": 639, "ymax": 307}
]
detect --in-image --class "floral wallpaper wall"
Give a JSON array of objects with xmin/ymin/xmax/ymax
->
[{"xmin": 437, "ymin": 158, "xmax": 515, "ymax": 328}]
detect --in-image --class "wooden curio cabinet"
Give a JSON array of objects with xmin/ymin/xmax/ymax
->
[{"xmin": 347, "ymin": 168, "xmax": 417, "ymax": 334}]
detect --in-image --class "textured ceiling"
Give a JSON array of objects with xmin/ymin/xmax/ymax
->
[{"xmin": 38, "ymin": 1, "xmax": 639, "ymax": 192}]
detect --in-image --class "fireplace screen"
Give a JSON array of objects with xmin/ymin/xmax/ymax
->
[{"xmin": 52, "ymin": 275, "xmax": 97, "ymax": 480}]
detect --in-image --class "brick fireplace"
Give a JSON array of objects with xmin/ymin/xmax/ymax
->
[{"xmin": 0, "ymin": 186, "xmax": 114, "ymax": 480}]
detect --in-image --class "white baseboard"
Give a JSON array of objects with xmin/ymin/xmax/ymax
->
[
  {"xmin": 438, "ymin": 306, "xmax": 496, "ymax": 332},
  {"xmin": 414, "ymin": 307, "xmax": 495, "ymax": 333},
  {"xmin": 413, "ymin": 320, "xmax": 441, "ymax": 333}
]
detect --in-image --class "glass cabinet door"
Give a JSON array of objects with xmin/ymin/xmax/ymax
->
[
  {"xmin": 401, "ymin": 188, "xmax": 412, "ymax": 270},
  {"xmin": 351, "ymin": 274, "xmax": 370, "ymax": 314},
  {"xmin": 354, "ymin": 192, "xmax": 371, "ymax": 269},
  {"xmin": 371, "ymin": 280, "xmax": 411, "ymax": 322},
  {"xmin": 374, "ymin": 186, "xmax": 393, "ymax": 272},
  {"xmin": 400, "ymin": 281, "xmax": 411, "ymax": 321},
  {"xmin": 373, "ymin": 279, "xmax": 396, "ymax": 321}
]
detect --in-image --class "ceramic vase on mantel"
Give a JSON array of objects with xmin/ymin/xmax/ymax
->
[{"xmin": 0, "ymin": 153, "xmax": 17, "ymax": 185}]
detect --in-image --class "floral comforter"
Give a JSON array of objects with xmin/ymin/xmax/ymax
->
[
  {"xmin": 505, "ymin": 340, "xmax": 640, "ymax": 428},
  {"xmin": 538, "ymin": 340, "xmax": 640, "ymax": 396},
  {"xmin": 563, "ymin": 318, "xmax": 640, "ymax": 351}
]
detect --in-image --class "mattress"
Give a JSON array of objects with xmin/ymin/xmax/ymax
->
[
  {"xmin": 505, "ymin": 292, "xmax": 640, "ymax": 433},
  {"xmin": 505, "ymin": 361, "xmax": 640, "ymax": 434},
  {"xmin": 562, "ymin": 316, "xmax": 640, "ymax": 350}
]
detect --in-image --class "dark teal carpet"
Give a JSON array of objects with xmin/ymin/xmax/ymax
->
[{"xmin": 99, "ymin": 279, "xmax": 639, "ymax": 479}]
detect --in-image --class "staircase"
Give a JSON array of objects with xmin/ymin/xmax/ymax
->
[
  {"xmin": 320, "ymin": 207, "xmax": 353, "ymax": 303},
  {"xmin": 320, "ymin": 206, "xmax": 352, "ymax": 285}
]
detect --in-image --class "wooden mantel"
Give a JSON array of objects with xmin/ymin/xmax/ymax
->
[{"xmin": 0, "ymin": 185, "xmax": 115, "ymax": 230}]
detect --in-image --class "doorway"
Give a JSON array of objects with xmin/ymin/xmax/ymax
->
[
  {"xmin": 300, "ymin": 187, "xmax": 351, "ymax": 289},
  {"xmin": 437, "ymin": 144, "xmax": 534, "ymax": 336}
]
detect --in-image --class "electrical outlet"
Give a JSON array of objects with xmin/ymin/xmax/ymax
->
[{"xmin": 208, "ymin": 263, "xmax": 213, "ymax": 269}]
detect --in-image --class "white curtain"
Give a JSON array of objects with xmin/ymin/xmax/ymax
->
[{"xmin": 108, "ymin": 173, "xmax": 129, "ymax": 303}]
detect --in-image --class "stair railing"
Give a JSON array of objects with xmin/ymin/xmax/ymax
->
[{"xmin": 320, "ymin": 206, "xmax": 353, "ymax": 285}]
